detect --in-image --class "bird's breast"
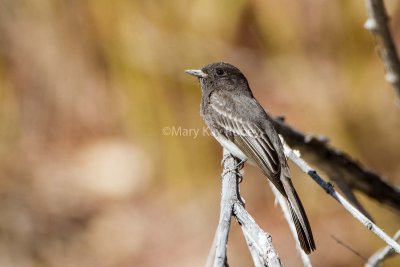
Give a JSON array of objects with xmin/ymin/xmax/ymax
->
[{"xmin": 211, "ymin": 131, "xmax": 248, "ymax": 162}]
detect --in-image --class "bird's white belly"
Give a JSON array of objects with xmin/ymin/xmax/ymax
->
[{"xmin": 212, "ymin": 132, "xmax": 248, "ymax": 161}]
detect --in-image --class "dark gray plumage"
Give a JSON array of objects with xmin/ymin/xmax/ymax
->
[{"xmin": 185, "ymin": 62, "xmax": 316, "ymax": 254}]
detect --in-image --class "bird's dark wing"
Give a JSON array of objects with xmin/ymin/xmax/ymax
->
[{"xmin": 209, "ymin": 92, "xmax": 283, "ymax": 191}]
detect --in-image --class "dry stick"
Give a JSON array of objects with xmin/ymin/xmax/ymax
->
[
  {"xmin": 241, "ymin": 229, "xmax": 265, "ymax": 267},
  {"xmin": 234, "ymin": 203, "xmax": 282, "ymax": 267},
  {"xmin": 281, "ymin": 140, "xmax": 400, "ymax": 254},
  {"xmin": 269, "ymin": 183, "xmax": 312, "ymax": 267},
  {"xmin": 364, "ymin": 0, "xmax": 400, "ymax": 101},
  {"xmin": 365, "ymin": 230, "xmax": 400, "ymax": 267},
  {"xmin": 213, "ymin": 151, "xmax": 235, "ymax": 267},
  {"xmin": 212, "ymin": 149, "xmax": 281, "ymax": 267}
]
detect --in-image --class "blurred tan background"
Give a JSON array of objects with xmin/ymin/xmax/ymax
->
[{"xmin": 0, "ymin": 0, "xmax": 399, "ymax": 266}]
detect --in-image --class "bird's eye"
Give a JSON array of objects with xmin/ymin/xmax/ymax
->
[{"xmin": 216, "ymin": 68, "xmax": 225, "ymax": 76}]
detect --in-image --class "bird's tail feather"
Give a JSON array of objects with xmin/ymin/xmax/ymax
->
[{"xmin": 286, "ymin": 187, "xmax": 316, "ymax": 254}]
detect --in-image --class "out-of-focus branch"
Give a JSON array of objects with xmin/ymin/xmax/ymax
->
[
  {"xmin": 269, "ymin": 182, "xmax": 312, "ymax": 267},
  {"xmin": 365, "ymin": 230, "xmax": 400, "ymax": 267},
  {"xmin": 281, "ymin": 140, "xmax": 400, "ymax": 254},
  {"xmin": 272, "ymin": 118, "xmax": 400, "ymax": 214},
  {"xmin": 211, "ymin": 149, "xmax": 281, "ymax": 267},
  {"xmin": 364, "ymin": 0, "xmax": 400, "ymax": 101}
]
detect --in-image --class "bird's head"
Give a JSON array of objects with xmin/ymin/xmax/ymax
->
[{"xmin": 185, "ymin": 62, "xmax": 251, "ymax": 95}]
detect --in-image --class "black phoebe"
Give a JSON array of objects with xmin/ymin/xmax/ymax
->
[{"xmin": 185, "ymin": 62, "xmax": 316, "ymax": 254}]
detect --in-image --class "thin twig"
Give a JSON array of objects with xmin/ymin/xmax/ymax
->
[
  {"xmin": 365, "ymin": 230, "xmax": 400, "ymax": 267},
  {"xmin": 272, "ymin": 118, "xmax": 400, "ymax": 214},
  {"xmin": 364, "ymin": 0, "xmax": 400, "ymax": 101},
  {"xmin": 330, "ymin": 235, "xmax": 368, "ymax": 261},
  {"xmin": 280, "ymin": 140, "xmax": 400, "ymax": 254},
  {"xmin": 269, "ymin": 182, "xmax": 312, "ymax": 267}
]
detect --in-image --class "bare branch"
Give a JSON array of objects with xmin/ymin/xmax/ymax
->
[
  {"xmin": 280, "ymin": 140, "xmax": 400, "ymax": 254},
  {"xmin": 365, "ymin": 230, "xmax": 400, "ymax": 267},
  {"xmin": 214, "ymin": 156, "xmax": 234, "ymax": 267},
  {"xmin": 234, "ymin": 203, "xmax": 282, "ymax": 267},
  {"xmin": 269, "ymin": 182, "xmax": 312, "ymax": 267},
  {"xmin": 211, "ymin": 149, "xmax": 282, "ymax": 267},
  {"xmin": 364, "ymin": 0, "xmax": 400, "ymax": 101},
  {"xmin": 272, "ymin": 118, "xmax": 400, "ymax": 214}
]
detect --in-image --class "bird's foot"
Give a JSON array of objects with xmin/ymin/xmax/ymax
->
[
  {"xmin": 221, "ymin": 155, "xmax": 245, "ymax": 183},
  {"xmin": 221, "ymin": 153, "xmax": 231, "ymax": 166},
  {"xmin": 221, "ymin": 168, "xmax": 244, "ymax": 183},
  {"xmin": 235, "ymin": 159, "xmax": 245, "ymax": 171}
]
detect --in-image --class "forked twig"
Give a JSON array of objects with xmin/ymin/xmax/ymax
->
[
  {"xmin": 365, "ymin": 230, "xmax": 400, "ymax": 267},
  {"xmin": 211, "ymin": 149, "xmax": 281, "ymax": 267}
]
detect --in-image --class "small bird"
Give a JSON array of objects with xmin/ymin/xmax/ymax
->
[{"xmin": 185, "ymin": 62, "xmax": 316, "ymax": 254}]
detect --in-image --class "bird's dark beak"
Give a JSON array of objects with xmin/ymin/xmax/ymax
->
[{"xmin": 185, "ymin": 69, "xmax": 208, "ymax": 78}]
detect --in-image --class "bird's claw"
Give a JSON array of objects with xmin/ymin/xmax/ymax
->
[
  {"xmin": 221, "ymin": 153, "xmax": 231, "ymax": 166},
  {"xmin": 221, "ymin": 155, "xmax": 245, "ymax": 183},
  {"xmin": 235, "ymin": 159, "xmax": 245, "ymax": 170},
  {"xmin": 221, "ymin": 168, "xmax": 244, "ymax": 183}
]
